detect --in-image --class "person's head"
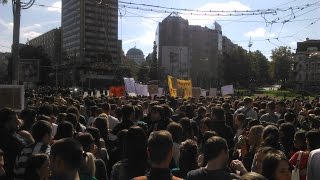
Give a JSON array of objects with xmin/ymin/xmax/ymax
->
[
  {"xmin": 235, "ymin": 113, "xmax": 247, "ymax": 129},
  {"xmin": 66, "ymin": 106, "xmax": 80, "ymax": 119},
  {"xmin": 101, "ymin": 102, "xmax": 110, "ymax": 114},
  {"xmin": 54, "ymin": 121, "xmax": 74, "ymax": 140},
  {"xmin": 93, "ymin": 117, "xmax": 108, "ymax": 142},
  {"xmin": 252, "ymin": 147, "xmax": 283, "ymax": 174},
  {"xmin": 179, "ymin": 139, "xmax": 199, "ymax": 172},
  {"xmin": 244, "ymin": 97, "xmax": 254, "ymax": 108},
  {"xmin": 306, "ymin": 130, "xmax": 320, "ymax": 151},
  {"xmin": 211, "ymin": 107, "xmax": 225, "ymax": 122},
  {"xmin": 65, "ymin": 113, "xmax": 78, "ymax": 130},
  {"xmin": 25, "ymin": 154, "xmax": 50, "ymax": 180},
  {"xmin": 38, "ymin": 104, "xmax": 53, "ymax": 117},
  {"xmin": 0, "ymin": 107, "xmax": 18, "ymax": 132},
  {"xmin": 248, "ymin": 125, "xmax": 264, "ymax": 148},
  {"xmin": 284, "ymin": 112, "xmax": 295, "ymax": 123},
  {"xmin": 85, "ymin": 127, "xmax": 101, "ymax": 149},
  {"xmin": 197, "ymin": 106, "xmax": 207, "ymax": 117},
  {"xmin": 275, "ymin": 101, "xmax": 286, "ymax": 114},
  {"xmin": 240, "ymin": 172, "xmax": 267, "ymax": 180},
  {"xmin": 203, "ymin": 136, "xmax": 229, "ymax": 168},
  {"xmin": 126, "ymin": 126, "xmax": 148, "ymax": 178},
  {"xmin": 150, "ymin": 105, "xmax": 164, "ymax": 122},
  {"xmin": 279, "ymin": 123, "xmax": 295, "ymax": 143},
  {"xmin": 167, "ymin": 122, "xmax": 183, "ymax": 144},
  {"xmin": 32, "ymin": 120, "xmax": 52, "ymax": 144},
  {"xmin": 261, "ymin": 153, "xmax": 291, "ymax": 180},
  {"xmin": 0, "ymin": 149, "xmax": 4, "ymax": 168},
  {"xmin": 179, "ymin": 117, "xmax": 194, "ymax": 141},
  {"xmin": 293, "ymin": 130, "xmax": 307, "ymax": 150},
  {"xmin": 77, "ymin": 133, "xmax": 97, "ymax": 154},
  {"xmin": 261, "ymin": 125, "xmax": 280, "ymax": 149},
  {"xmin": 121, "ymin": 105, "xmax": 135, "ymax": 122},
  {"xmin": 199, "ymin": 117, "xmax": 213, "ymax": 136},
  {"xmin": 147, "ymin": 130, "xmax": 173, "ymax": 168},
  {"xmin": 50, "ymin": 138, "xmax": 83, "ymax": 176},
  {"xmin": 266, "ymin": 102, "xmax": 276, "ymax": 113},
  {"xmin": 20, "ymin": 108, "xmax": 37, "ymax": 129}
]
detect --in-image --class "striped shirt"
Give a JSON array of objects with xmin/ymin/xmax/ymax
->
[{"xmin": 13, "ymin": 142, "xmax": 50, "ymax": 180}]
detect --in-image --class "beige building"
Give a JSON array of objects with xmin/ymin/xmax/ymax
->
[{"xmin": 290, "ymin": 39, "xmax": 320, "ymax": 91}]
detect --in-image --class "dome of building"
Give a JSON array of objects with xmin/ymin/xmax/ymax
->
[{"xmin": 126, "ymin": 47, "xmax": 144, "ymax": 56}]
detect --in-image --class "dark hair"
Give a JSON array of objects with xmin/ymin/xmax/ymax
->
[
  {"xmin": 66, "ymin": 106, "xmax": 80, "ymax": 118},
  {"xmin": 240, "ymin": 172, "xmax": 267, "ymax": 180},
  {"xmin": 261, "ymin": 125, "xmax": 280, "ymax": 149},
  {"xmin": 56, "ymin": 113, "xmax": 67, "ymax": 124},
  {"xmin": 101, "ymin": 102, "xmax": 110, "ymax": 113},
  {"xmin": 267, "ymin": 102, "xmax": 276, "ymax": 111},
  {"xmin": 262, "ymin": 153, "xmax": 288, "ymax": 180},
  {"xmin": 203, "ymin": 136, "xmax": 228, "ymax": 165},
  {"xmin": 167, "ymin": 122, "xmax": 183, "ymax": 143},
  {"xmin": 25, "ymin": 154, "xmax": 49, "ymax": 180},
  {"xmin": 0, "ymin": 107, "xmax": 16, "ymax": 127},
  {"xmin": 294, "ymin": 130, "xmax": 307, "ymax": 150},
  {"xmin": 306, "ymin": 130, "xmax": 320, "ymax": 151},
  {"xmin": 38, "ymin": 104, "xmax": 53, "ymax": 116},
  {"xmin": 244, "ymin": 97, "xmax": 253, "ymax": 105},
  {"xmin": 20, "ymin": 108, "xmax": 36, "ymax": 131},
  {"xmin": 54, "ymin": 121, "xmax": 74, "ymax": 140},
  {"xmin": 77, "ymin": 133, "xmax": 95, "ymax": 152},
  {"xmin": 151, "ymin": 105, "xmax": 165, "ymax": 119},
  {"xmin": 211, "ymin": 107, "xmax": 225, "ymax": 121},
  {"xmin": 179, "ymin": 139, "xmax": 199, "ymax": 173},
  {"xmin": 50, "ymin": 138, "xmax": 83, "ymax": 170},
  {"xmin": 65, "ymin": 113, "xmax": 78, "ymax": 128},
  {"xmin": 121, "ymin": 105, "xmax": 135, "ymax": 122},
  {"xmin": 162, "ymin": 104, "xmax": 173, "ymax": 119},
  {"xmin": 0, "ymin": 148, "xmax": 4, "ymax": 156},
  {"xmin": 85, "ymin": 127, "xmax": 101, "ymax": 149},
  {"xmin": 94, "ymin": 117, "xmax": 108, "ymax": 143},
  {"xmin": 179, "ymin": 117, "xmax": 194, "ymax": 141},
  {"xmin": 284, "ymin": 112, "xmax": 295, "ymax": 123},
  {"xmin": 32, "ymin": 120, "xmax": 52, "ymax": 142},
  {"xmin": 126, "ymin": 126, "xmax": 147, "ymax": 178},
  {"xmin": 147, "ymin": 130, "xmax": 173, "ymax": 164},
  {"xmin": 198, "ymin": 106, "xmax": 207, "ymax": 115}
]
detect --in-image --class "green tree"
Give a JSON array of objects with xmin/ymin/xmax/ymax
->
[
  {"xmin": 149, "ymin": 41, "xmax": 159, "ymax": 80},
  {"xmin": 137, "ymin": 62, "xmax": 150, "ymax": 83},
  {"xmin": 250, "ymin": 50, "xmax": 271, "ymax": 85},
  {"xmin": 270, "ymin": 46, "xmax": 293, "ymax": 83}
]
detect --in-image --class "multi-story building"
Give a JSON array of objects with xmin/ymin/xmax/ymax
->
[
  {"xmin": 28, "ymin": 28, "xmax": 61, "ymax": 64},
  {"xmin": 62, "ymin": 0, "xmax": 120, "ymax": 87},
  {"xmin": 156, "ymin": 12, "xmax": 190, "ymax": 79},
  {"xmin": 156, "ymin": 14, "xmax": 230, "ymax": 88},
  {"xmin": 188, "ymin": 22, "xmax": 223, "ymax": 88},
  {"xmin": 290, "ymin": 39, "xmax": 320, "ymax": 92}
]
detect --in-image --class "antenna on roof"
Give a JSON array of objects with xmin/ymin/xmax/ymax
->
[{"xmin": 248, "ymin": 36, "xmax": 253, "ymax": 52}]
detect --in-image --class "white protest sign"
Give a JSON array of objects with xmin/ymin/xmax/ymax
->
[
  {"xmin": 96, "ymin": 91, "xmax": 101, "ymax": 98},
  {"xmin": 83, "ymin": 91, "xmax": 89, "ymax": 98},
  {"xmin": 135, "ymin": 83, "xmax": 149, "ymax": 96},
  {"xmin": 201, "ymin": 89, "xmax": 207, "ymax": 97},
  {"xmin": 221, "ymin": 85, "xmax": 234, "ymax": 96},
  {"xmin": 123, "ymin": 77, "xmax": 136, "ymax": 95},
  {"xmin": 209, "ymin": 88, "xmax": 217, "ymax": 97},
  {"xmin": 192, "ymin": 87, "xmax": 201, "ymax": 100}
]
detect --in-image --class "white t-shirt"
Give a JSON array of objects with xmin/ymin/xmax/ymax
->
[
  {"xmin": 307, "ymin": 148, "xmax": 320, "ymax": 180},
  {"xmin": 51, "ymin": 123, "xmax": 58, "ymax": 137}
]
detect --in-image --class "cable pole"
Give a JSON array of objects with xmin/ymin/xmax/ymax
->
[{"xmin": 12, "ymin": 0, "xmax": 21, "ymax": 84}]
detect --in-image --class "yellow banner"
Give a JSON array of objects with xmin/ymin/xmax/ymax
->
[
  {"xmin": 167, "ymin": 75, "xmax": 177, "ymax": 97},
  {"xmin": 177, "ymin": 79, "xmax": 192, "ymax": 99},
  {"xmin": 168, "ymin": 76, "xmax": 192, "ymax": 99}
]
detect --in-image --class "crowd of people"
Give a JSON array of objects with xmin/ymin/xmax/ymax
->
[{"xmin": 0, "ymin": 87, "xmax": 320, "ymax": 180}]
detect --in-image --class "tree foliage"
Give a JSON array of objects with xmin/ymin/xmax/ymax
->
[
  {"xmin": 149, "ymin": 41, "xmax": 159, "ymax": 80},
  {"xmin": 270, "ymin": 46, "xmax": 293, "ymax": 83}
]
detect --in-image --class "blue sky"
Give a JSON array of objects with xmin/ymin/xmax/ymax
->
[{"xmin": 0, "ymin": 0, "xmax": 319, "ymax": 59}]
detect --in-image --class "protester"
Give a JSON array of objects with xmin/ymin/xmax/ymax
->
[
  {"xmin": 234, "ymin": 97, "xmax": 258, "ymax": 120},
  {"xmin": 0, "ymin": 149, "xmax": 5, "ymax": 178},
  {"xmin": 259, "ymin": 101, "xmax": 279, "ymax": 123},
  {"xmin": 24, "ymin": 154, "xmax": 50, "ymax": 180},
  {"xmin": 53, "ymin": 121, "xmax": 74, "ymax": 140},
  {"xmin": 261, "ymin": 152, "xmax": 291, "ymax": 180},
  {"xmin": 167, "ymin": 122, "xmax": 183, "ymax": 167}
]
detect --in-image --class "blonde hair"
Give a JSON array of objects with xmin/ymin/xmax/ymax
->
[{"xmin": 81, "ymin": 152, "xmax": 96, "ymax": 177}]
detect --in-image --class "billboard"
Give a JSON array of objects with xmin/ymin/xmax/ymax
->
[{"xmin": 0, "ymin": 85, "xmax": 24, "ymax": 112}]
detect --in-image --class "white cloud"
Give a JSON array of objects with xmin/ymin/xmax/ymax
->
[
  {"xmin": 48, "ymin": 1, "xmax": 61, "ymax": 13},
  {"xmin": 23, "ymin": 31, "xmax": 41, "ymax": 39},
  {"xmin": 181, "ymin": 1, "xmax": 251, "ymax": 26},
  {"xmin": 244, "ymin": 27, "xmax": 267, "ymax": 38},
  {"xmin": 0, "ymin": 18, "xmax": 13, "ymax": 31}
]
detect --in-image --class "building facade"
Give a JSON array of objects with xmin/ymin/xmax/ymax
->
[
  {"xmin": 28, "ymin": 28, "xmax": 61, "ymax": 64},
  {"xmin": 156, "ymin": 13, "xmax": 191, "ymax": 80},
  {"xmin": 62, "ymin": 0, "xmax": 120, "ymax": 87},
  {"xmin": 156, "ymin": 14, "xmax": 229, "ymax": 88},
  {"xmin": 290, "ymin": 39, "xmax": 320, "ymax": 92}
]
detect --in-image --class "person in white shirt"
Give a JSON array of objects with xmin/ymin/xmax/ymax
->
[
  {"xmin": 101, "ymin": 103, "xmax": 119, "ymax": 141},
  {"xmin": 234, "ymin": 97, "xmax": 258, "ymax": 120},
  {"xmin": 307, "ymin": 148, "xmax": 320, "ymax": 179}
]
